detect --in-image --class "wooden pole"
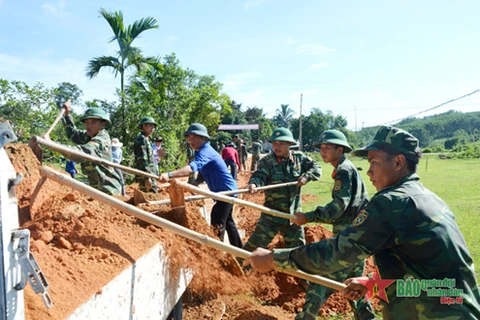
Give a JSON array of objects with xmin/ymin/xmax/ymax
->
[
  {"xmin": 148, "ymin": 181, "xmax": 299, "ymax": 205},
  {"xmin": 34, "ymin": 136, "xmax": 160, "ymax": 179},
  {"xmin": 39, "ymin": 166, "xmax": 346, "ymax": 291},
  {"xmin": 45, "ymin": 109, "xmax": 65, "ymax": 137},
  {"xmin": 177, "ymin": 181, "xmax": 294, "ymax": 220}
]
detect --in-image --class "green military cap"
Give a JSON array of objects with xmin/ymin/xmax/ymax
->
[
  {"xmin": 184, "ymin": 123, "xmax": 210, "ymax": 139},
  {"xmin": 80, "ymin": 107, "xmax": 110, "ymax": 123},
  {"xmin": 268, "ymin": 128, "xmax": 296, "ymax": 144},
  {"xmin": 352, "ymin": 126, "xmax": 422, "ymax": 163},
  {"xmin": 138, "ymin": 116, "xmax": 158, "ymax": 129},
  {"xmin": 314, "ymin": 129, "xmax": 352, "ymax": 152}
]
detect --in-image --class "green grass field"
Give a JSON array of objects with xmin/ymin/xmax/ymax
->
[{"xmin": 302, "ymin": 154, "xmax": 480, "ymax": 282}]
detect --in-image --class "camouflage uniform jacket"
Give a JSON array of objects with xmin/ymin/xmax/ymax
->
[
  {"xmin": 273, "ymin": 174, "xmax": 480, "ymax": 319},
  {"xmin": 251, "ymin": 141, "xmax": 262, "ymax": 155},
  {"xmin": 62, "ymin": 115, "xmax": 121, "ymax": 195},
  {"xmin": 305, "ymin": 155, "xmax": 368, "ymax": 235},
  {"xmin": 133, "ymin": 132, "xmax": 158, "ymax": 181},
  {"xmin": 249, "ymin": 151, "xmax": 322, "ymax": 224},
  {"xmin": 240, "ymin": 143, "xmax": 248, "ymax": 161}
]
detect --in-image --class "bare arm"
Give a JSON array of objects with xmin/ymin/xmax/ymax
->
[{"xmin": 159, "ymin": 164, "xmax": 194, "ymax": 182}]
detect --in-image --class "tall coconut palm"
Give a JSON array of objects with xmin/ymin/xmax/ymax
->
[
  {"xmin": 274, "ymin": 104, "xmax": 295, "ymax": 128},
  {"xmin": 86, "ymin": 8, "xmax": 159, "ymax": 141}
]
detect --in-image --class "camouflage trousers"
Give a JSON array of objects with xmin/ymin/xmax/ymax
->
[
  {"xmin": 113, "ymin": 168, "xmax": 126, "ymax": 196},
  {"xmin": 250, "ymin": 153, "xmax": 260, "ymax": 171},
  {"xmin": 243, "ymin": 215, "xmax": 305, "ymax": 252},
  {"xmin": 241, "ymin": 157, "xmax": 247, "ymax": 173},
  {"xmin": 296, "ymin": 260, "xmax": 375, "ymax": 320},
  {"xmin": 136, "ymin": 177, "xmax": 158, "ymax": 194}
]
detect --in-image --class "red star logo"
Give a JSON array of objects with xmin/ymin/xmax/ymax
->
[{"xmin": 357, "ymin": 266, "xmax": 395, "ymax": 303}]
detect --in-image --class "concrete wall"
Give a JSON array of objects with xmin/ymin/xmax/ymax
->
[{"xmin": 68, "ymin": 243, "xmax": 192, "ymax": 320}]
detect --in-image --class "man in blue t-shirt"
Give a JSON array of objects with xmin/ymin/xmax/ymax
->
[{"xmin": 159, "ymin": 123, "xmax": 242, "ymax": 248}]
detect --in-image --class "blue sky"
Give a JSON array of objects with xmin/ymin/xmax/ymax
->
[{"xmin": 1, "ymin": 0, "xmax": 479, "ymax": 130}]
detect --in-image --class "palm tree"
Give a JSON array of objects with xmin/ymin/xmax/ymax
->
[
  {"xmin": 86, "ymin": 8, "xmax": 159, "ymax": 141},
  {"xmin": 274, "ymin": 104, "xmax": 295, "ymax": 128}
]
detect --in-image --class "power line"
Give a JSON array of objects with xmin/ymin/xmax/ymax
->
[{"xmin": 376, "ymin": 89, "xmax": 480, "ymax": 127}]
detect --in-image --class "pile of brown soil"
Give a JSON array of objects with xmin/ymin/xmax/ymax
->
[{"xmin": 6, "ymin": 144, "xmax": 378, "ymax": 320}]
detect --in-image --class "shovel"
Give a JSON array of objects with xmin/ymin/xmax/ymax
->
[{"xmin": 29, "ymin": 105, "xmax": 66, "ymax": 162}]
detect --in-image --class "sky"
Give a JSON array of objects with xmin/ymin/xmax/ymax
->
[{"xmin": 1, "ymin": 0, "xmax": 479, "ymax": 131}]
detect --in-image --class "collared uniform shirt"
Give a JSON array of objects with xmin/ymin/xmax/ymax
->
[{"xmin": 305, "ymin": 155, "xmax": 368, "ymax": 235}]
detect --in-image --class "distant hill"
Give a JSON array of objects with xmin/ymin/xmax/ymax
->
[{"xmin": 354, "ymin": 110, "xmax": 480, "ymax": 148}]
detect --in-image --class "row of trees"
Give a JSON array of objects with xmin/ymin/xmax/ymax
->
[{"xmin": 1, "ymin": 8, "xmax": 479, "ymax": 170}]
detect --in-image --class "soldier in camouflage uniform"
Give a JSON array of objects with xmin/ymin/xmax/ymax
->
[
  {"xmin": 55, "ymin": 101, "xmax": 121, "ymax": 195},
  {"xmin": 250, "ymin": 139, "xmax": 263, "ymax": 171},
  {"xmin": 293, "ymin": 130, "xmax": 374, "ymax": 320},
  {"xmin": 245, "ymin": 126, "xmax": 480, "ymax": 319},
  {"xmin": 232, "ymin": 134, "xmax": 242, "ymax": 170},
  {"xmin": 133, "ymin": 117, "xmax": 159, "ymax": 193},
  {"xmin": 240, "ymin": 140, "xmax": 248, "ymax": 172},
  {"xmin": 242, "ymin": 128, "xmax": 322, "ymax": 320},
  {"xmin": 243, "ymin": 128, "xmax": 321, "ymax": 253}
]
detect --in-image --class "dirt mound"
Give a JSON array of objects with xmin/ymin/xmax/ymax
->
[{"xmin": 7, "ymin": 144, "xmax": 249, "ymax": 319}]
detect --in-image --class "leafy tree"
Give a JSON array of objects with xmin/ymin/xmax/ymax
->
[
  {"xmin": 273, "ymin": 104, "xmax": 294, "ymax": 128},
  {"xmin": 86, "ymin": 8, "xmax": 159, "ymax": 142},
  {"xmin": 0, "ymin": 79, "xmax": 56, "ymax": 141},
  {"xmin": 53, "ymin": 82, "xmax": 83, "ymax": 109},
  {"xmin": 123, "ymin": 54, "xmax": 231, "ymax": 170},
  {"xmin": 291, "ymin": 108, "xmax": 350, "ymax": 149},
  {"xmin": 244, "ymin": 106, "xmax": 271, "ymax": 141}
]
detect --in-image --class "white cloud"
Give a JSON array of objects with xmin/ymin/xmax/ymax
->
[
  {"xmin": 164, "ymin": 36, "xmax": 177, "ymax": 49},
  {"xmin": 296, "ymin": 44, "xmax": 336, "ymax": 55},
  {"xmin": 223, "ymin": 72, "xmax": 263, "ymax": 91},
  {"xmin": 0, "ymin": 53, "xmax": 118, "ymax": 107},
  {"xmin": 42, "ymin": 0, "xmax": 68, "ymax": 17},
  {"xmin": 309, "ymin": 62, "xmax": 328, "ymax": 70},
  {"xmin": 244, "ymin": 0, "xmax": 269, "ymax": 9},
  {"xmin": 0, "ymin": 53, "xmax": 21, "ymax": 67},
  {"xmin": 368, "ymin": 91, "xmax": 383, "ymax": 98},
  {"xmin": 459, "ymin": 87, "xmax": 476, "ymax": 94},
  {"xmin": 302, "ymin": 89, "xmax": 318, "ymax": 97},
  {"xmin": 286, "ymin": 37, "xmax": 297, "ymax": 45},
  {"xmin": 233, "ymin": 89, "xmax": 266, "ymax": 106}
]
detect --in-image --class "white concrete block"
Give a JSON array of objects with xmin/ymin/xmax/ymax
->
[{"xmin": 67, "ymin": 243, "xmax": 192, "ymax": 320}]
